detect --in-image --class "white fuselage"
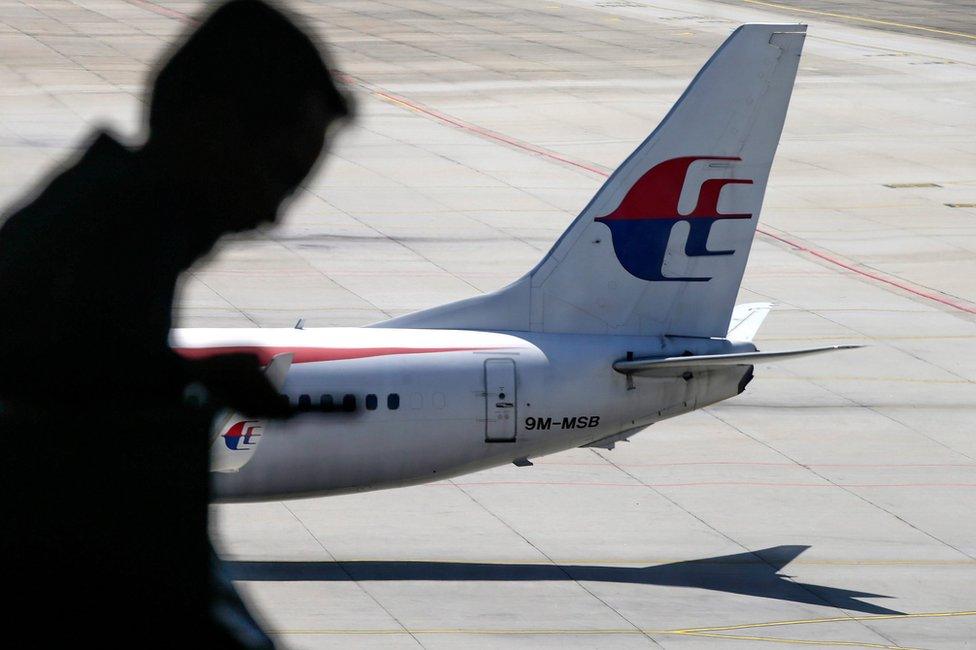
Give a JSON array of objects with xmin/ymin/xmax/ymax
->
[{"xmin": 173, "ymin": 327, "xmax": 752, "ymax": 502}]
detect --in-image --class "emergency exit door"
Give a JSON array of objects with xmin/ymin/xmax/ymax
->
[{"xmin": 484, "ymin": 359, "xmax": 516, "ymax": 442}]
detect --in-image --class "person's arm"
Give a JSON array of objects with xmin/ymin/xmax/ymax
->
[{"xmin": 180, "ymin": 352, "xmax": 293, "ymax": 418}]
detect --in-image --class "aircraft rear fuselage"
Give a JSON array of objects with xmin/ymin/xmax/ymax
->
[{"xmin": 184, "ymin": 327, "xmax": 753, "ymax": 501}]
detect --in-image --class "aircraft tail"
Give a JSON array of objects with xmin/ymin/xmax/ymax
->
[{"xmin": 374, "ymin": 24, "xmax": 806, "ymax": 337}]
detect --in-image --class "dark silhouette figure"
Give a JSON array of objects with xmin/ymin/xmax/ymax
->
[
  {"xmin": 0, "ymin": 1, "xmax": 350, "ymax": 645},
  {"xmin": 226, "ymin": 545, "xmax": 903, "ymax": 616}
]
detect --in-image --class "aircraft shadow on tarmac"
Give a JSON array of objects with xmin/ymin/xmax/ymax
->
[{"xmin": 225, "ymin": 544, "xmax": 902, "ymax": 615}]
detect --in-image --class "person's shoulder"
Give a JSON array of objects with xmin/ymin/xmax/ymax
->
[
  {"xmin": 61, "ymin": 129, "xmax": 137, "ymax": 192},
  {"xmin": 5, "ymin": 129, "xmax": 134, "ymax": 214},
  {"xmin": 0, "ymin": 130, "xmax": 145, "ymax": 266}
]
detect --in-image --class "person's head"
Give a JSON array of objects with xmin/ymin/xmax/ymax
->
[{"xmin": 146, "ymin": 0, "xmax": 351, "ymax": 232}]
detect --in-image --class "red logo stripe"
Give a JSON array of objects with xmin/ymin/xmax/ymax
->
[
  {"xmin": 597, "ymin": 156, "xmax": 750, "ymax": 221},
  {"xmin": 175, "ymin": 345, "xmax": 497, "ymax": 365}
]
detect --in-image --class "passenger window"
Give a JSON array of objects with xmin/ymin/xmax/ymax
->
[
  {"xmin": 298, "ymin": 394, "xmax": 311, "ymax": 411},
  {"xmin": 365, "ymin": 394, "xmax": 377, "ymax": 410},
  {"xmin": 432, "ymin": 392, "xmax": 446, "ymax": 410},
  {"xmin": 320, "ymin": 394, "xmax": 334, "ymax": 412},
  {"xmin": 387, "ymin": 393, "xmax": 399, "ymax": 410},
  {"xmin": 342, "ymin": 394, "xmax": 356, "ymax": 412},
  {"xmin": 410, "ymin": 393, "xmax": 422, "ymax": 409}
]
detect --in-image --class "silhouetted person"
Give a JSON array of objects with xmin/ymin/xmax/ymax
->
[{"xmin": 0, "ymin": 1, "xmax": 350, "ymax": 645}]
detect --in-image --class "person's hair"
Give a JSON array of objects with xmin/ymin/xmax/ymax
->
[{"xmin": 148, "ymin": 0, "xmax": 350, "ymax": 136}]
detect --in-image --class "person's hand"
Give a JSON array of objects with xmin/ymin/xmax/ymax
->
[{"xmin": 188, "ymin": 353, "xmax": 293, "ymax": 418}]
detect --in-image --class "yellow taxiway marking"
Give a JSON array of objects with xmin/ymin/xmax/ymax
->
[
  {"xmin": 270, "ymin": 610, "xmax": 976, "ymax": 647},
  {"xmin": 673, "ymin": 610, "xmax": 976, "ymax": 633},
  {"xmin": 666, "ymin": 610, "xmax": 976, "ymax": 648},
  {"xmin": 670, "ymin": 631, "xmax": 914, "ymax": 648},
  {"xmin": 738, "ymin": 0, "xmax": 976, "ymax": 41}
]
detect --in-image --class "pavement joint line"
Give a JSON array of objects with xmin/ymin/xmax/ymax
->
[
  {"xmin": 287, "ymin": 131, "xmax": 522, "ymax": 300},
  {"xmin": 706, "ymin": 404, "xmax": 976, "ymax": 560},
  {"xmin": 291, "ymin": 183, "xmax": 465, "ymax": 318},
  {"xmin": 123, "ymin": 0, "xmax": 193, "ymax": 23},
  {"xmin": 784, "ymin": 309, "xmax": 976, "ymax": 461},
  {"xmin": 794, "ymin": 304, "xmax": 975, "ymax": 388},
  {"xmin": 588, "ymin": 448, "xmax": 903, "ymax": 646},
  {"xmin": 184, "ymin": 271, "xmax": 259, "ymax": 326},
  {"xmin": 278, "ymin": 501, "xmax": 427, "ymax": 648},
  {"xmin": 736, "ymin": 0, "xmax": 976, "ymax": 41},
  {"xmin": 700, "ymin": 406, "xmax": 962, "ymax": 646},
  {"xmin": 256, "ymin": 236, "xmax": 395, "ymax": 320},
  {"xmin": 0, "ymin": 25, "xmax": 117, "ymax": 137},
  {"xmin": 61, "ymin": 0, "xmax": 161, "ymax": 40},
  {"xmin": 446, "ymin": 477, "xmax": 665, "ymax": 647},
  {"xmin": 348, "ymin": 125, "xmax": 551, "ymax": 256},
  {"xmin": 763, "ymin": 293, "xmax": 976, "ymax": 462}
]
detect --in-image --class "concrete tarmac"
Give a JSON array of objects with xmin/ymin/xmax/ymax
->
[{"xmin": 1, "ymin": 0, "xmax": 975, "ymax": 647}]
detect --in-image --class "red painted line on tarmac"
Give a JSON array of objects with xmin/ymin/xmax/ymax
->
[
  {"xmin": 122, "ymin": 0, "xmax": 976, "ymax": 317},
  {"xmin": 344, "ymin": 79, "xmax": 976, "ymax": 317},
  {"xmin": 759, "ymin": 229, "xmax": 976, "ymax": 315},
  {"xmin": 343, "ymin": 76, "xmax": 612, "ymax": 177}
]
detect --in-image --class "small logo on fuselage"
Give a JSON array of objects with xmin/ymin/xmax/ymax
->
[
  {"xmin": 222, "ymin": 420, "xmax": 262, "ymax": 451},
  {"xmin": 595, "ymin": 156, "xmax": 753, "ymax": 282}
]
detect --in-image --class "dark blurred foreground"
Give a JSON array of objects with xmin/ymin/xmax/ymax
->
[
  {"xmin": 2, "ymin": 407, "xmax": 218, "ymax": 637},
  {"xmin": 0, "ymin": 0, "xmax": 350, "ymax": 644}
]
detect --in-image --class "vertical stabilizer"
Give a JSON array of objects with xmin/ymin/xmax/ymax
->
[{"xmin": 374, "ymin": 24, "xmax": 806, "ymax": 337}]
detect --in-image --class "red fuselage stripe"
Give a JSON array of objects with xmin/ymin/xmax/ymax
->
[{"xmin": 175, "ymin": 346, "xmax": 495, "ymax": 365}]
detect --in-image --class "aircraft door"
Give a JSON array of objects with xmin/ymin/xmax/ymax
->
[{"xmin": 484, "ymin": 359, "xmax": 516, "ymax": 442}]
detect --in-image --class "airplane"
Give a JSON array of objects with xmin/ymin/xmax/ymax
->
[{"xmin": 175, "ymin": 23, "xmax": 856, "ymax": 501}]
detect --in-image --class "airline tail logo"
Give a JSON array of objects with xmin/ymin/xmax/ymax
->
[
  {"xmin": 223, "ymin": 420, "xmax": 262, "ymax": 451},
  {"xmin": 595, "ymin": 156, "xmax": 753, "ymax": 282}
]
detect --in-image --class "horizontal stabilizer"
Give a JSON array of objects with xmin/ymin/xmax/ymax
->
[
  {"xmin": 614, "ymin": 345, "xmax": 860, "ymax": 376},
  {"xmin": 727, "ymin": 302, "xmax": 772, "ymax": 342}
]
